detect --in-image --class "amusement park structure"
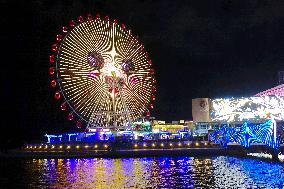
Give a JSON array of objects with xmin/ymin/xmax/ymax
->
[
  {"xmin": 42, "ymin": 13, "xmax": 284, "ymax": 156},
  {"xmin": 49, "ymin": 13, "xmax": 156, "ymax": 131}
]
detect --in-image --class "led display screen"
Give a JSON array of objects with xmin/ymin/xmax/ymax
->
[{"xmin": 210, "ymin": 96, "xmax": 284, "ymax": 122}]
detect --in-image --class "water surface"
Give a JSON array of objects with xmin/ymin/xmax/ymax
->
[{"xmin": 0, "ymin": 156, "xmax": 283, "ymax": 188}]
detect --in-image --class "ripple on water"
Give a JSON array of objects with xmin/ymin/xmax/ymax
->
[{"xmin": 0, "ymin": 156, "xmax": 283, "ymax": 188}]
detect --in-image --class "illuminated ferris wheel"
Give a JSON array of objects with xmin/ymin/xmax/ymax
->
[{"xmin": 49, "ymin": 14, "xmax": 156, "ymax": 130}]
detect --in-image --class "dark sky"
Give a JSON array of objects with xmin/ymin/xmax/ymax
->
[{"xmin": 1, "ymin": 0, "xmax": 284, "ymax": 147}]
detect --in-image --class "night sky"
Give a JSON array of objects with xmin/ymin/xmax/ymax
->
[{"xmin": 1, "ymin": 0, "xmax": 284, "ymax": 148}]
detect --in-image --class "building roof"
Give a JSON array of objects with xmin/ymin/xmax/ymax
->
[{"xmin": 255, "ymin": 84, "xmax": 284, "ymax": 96}]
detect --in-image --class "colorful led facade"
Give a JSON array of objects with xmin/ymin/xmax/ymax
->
[
  {"xmin": 209, "ymin": 120, "xmax": 281, "ymax": 149},
  {"xmin": 210, "ymin": 96, "xmax": 284, "ymax": 122}
]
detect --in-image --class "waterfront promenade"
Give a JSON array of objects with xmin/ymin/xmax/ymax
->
[{"xmin": 2, "ymin": 141, "xmax": 283, "ymax": 161}]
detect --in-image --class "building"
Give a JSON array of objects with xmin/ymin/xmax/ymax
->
[
  {"xmin": 191, "ymin": 84, "xmax": 284, "ymax": 148},
  {"xmin": 151, "ymin": 120, "xmax": 191, "ymax": 139},
  {"xmin": 192, "ymin": 84, "xmax": 284, "ymax": 137}
]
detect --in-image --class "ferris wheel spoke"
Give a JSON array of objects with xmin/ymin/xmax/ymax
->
[
  {"xmin": 74, "ymin": 81, "xmax": 106, "ymax": 111},
  {"xmin": 123, "ymin": 88, "xmax": 148, "ymax": 110},
  {"xmin": 51, "ymin": 15, "xmax": 155, "ymax": 129},
  {"xmin": 63, "ymin": 78, "xmax": 105, "ymax": 115}
]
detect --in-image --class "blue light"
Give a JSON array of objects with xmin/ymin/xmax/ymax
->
[
  {"xmin": 45, "ymin": 132, "xmax": 114, "ymax": 144},
  {"xmin": 209, "ymin": 120, "xmax": 281, "ymax": 149}
]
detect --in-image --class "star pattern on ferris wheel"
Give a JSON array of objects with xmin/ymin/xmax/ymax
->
[{"xmin": 49, "ymin": 13, "xmax": 156, "ymax": 130}]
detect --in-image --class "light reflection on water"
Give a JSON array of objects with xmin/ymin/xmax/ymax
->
[{"xmin": 0, "ymin": 156, "xmax": 284, "ymax": 188}]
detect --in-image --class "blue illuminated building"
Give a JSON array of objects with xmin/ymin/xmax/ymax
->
[
  {"xmin": 45, "ymin": 131, "xmax": 115, "ymax": 144},
  {"xmin": 209, "ymin": 119, "xmax": 281, "ymax": 149}
]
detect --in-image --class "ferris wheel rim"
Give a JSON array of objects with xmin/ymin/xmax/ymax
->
[
  {"xmin": 49, "ymin": 14, "xmax": 156, "ymax": 129},
  {"xmin": 55, "ymin": 28, "xmax": 89, "ymax": 124}
]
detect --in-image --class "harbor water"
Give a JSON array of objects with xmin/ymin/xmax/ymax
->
[{"xmin": 0, "ymin": 156, "xmax": 283, "ymax": 188}]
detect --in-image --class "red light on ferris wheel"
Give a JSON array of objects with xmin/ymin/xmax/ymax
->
[
  {"xmin": 56, "ymin": 34, "xmax": 62, "ymax": 42},
  {"xmin": 54, "ymin": 92, "xmax": 61, "ymax": 100},
  {"xmin": 69, "ymin": 20, "xmax": 76, "ymax": 27},
  {"xmin": 96, "ymin": 13, "xmax": 100, "ymax": 20},
  {"xmin": 76, "ymin": 121, "xmax": 82, "ymax": 128},
  {"xmin": 68, "ymin": 113, "xmax": 74, "ymax": 121},
  {"xmin": 149, "ymin": 104, "xmax": 154, "ymax": 109},
  {"xmin": 51, "ymin": 44, "xmax": 57, "ymax": 52},
  {"xmin": 50, "ymin": 80, "xmax": 57, "ymax": 88},
  {"xmin": 146, "ymin": 111, "xmax": 150, "ymax": 116},
  {"xmin": 62, "ymin": 26, "xmax": 68, "ymax": 33},
  {"xmin": 145, "ymin": 52, "xmax": 149, "ymax": 58},
  {"xmin": 78, "ymin": 16, "xmax": 84, "ymax": 23},
  {"xmin": 49, "ymin": 55, "xmax": 55, "ymax": 63},
  {"xmin": 60, "ymin": 102, "xmax": 67, "ymax": 111},
  {"xmin": 49, "ymin": 67, "xmax": 55, "ymax": 75},
  {"xmin": 87, "ymin": 14, "xmax": 93, "ymax": 21},
  {"xmin": 121, "ymin": 23, "xmax": 126, "ymax": 30}
]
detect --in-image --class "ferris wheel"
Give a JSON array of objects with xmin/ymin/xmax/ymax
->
[{"xmin": 49, "ymin": 14, "xmax": 156, "ymax": 131}]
